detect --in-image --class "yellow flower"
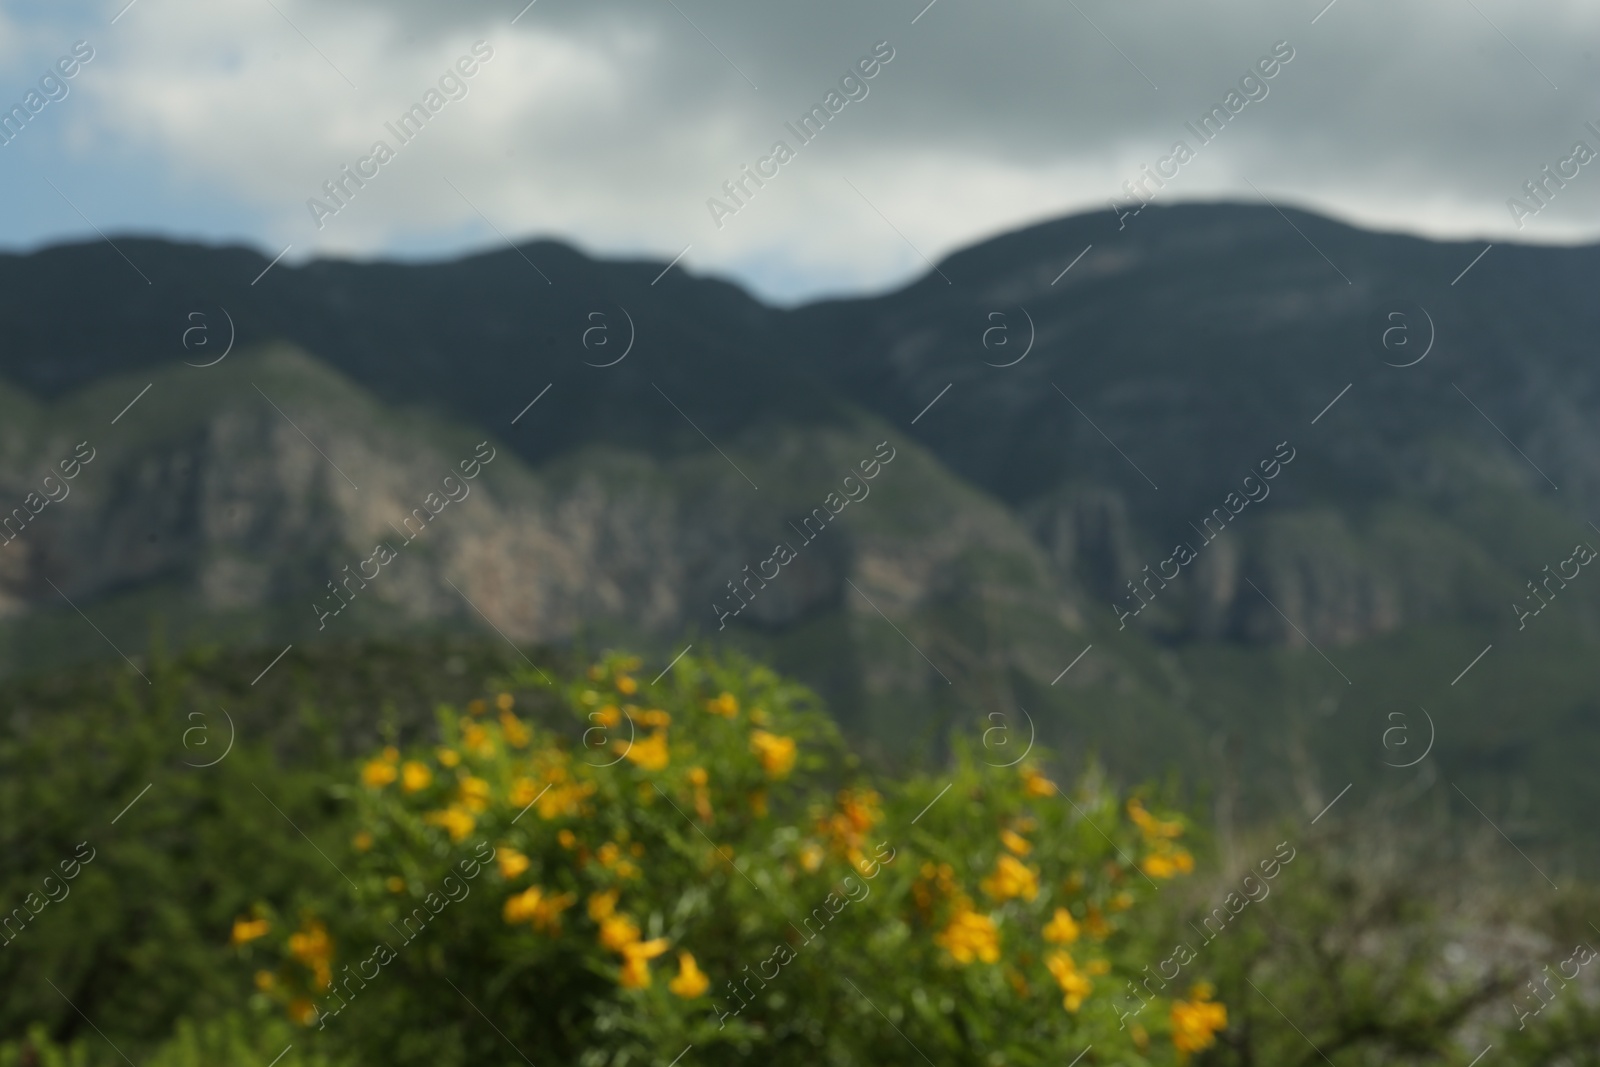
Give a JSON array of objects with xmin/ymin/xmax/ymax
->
[
  {"xmin": 616, "ymin": 675, "xmax": 638, "ymax": 695},
  {"xmin": 231, "ymin": 917, "xmax": 271, "ymax": 946},
  {"xmin": 799, "ymin": 842, "xmax": 825, "ymax": 872},
  {"xmin": 558, "ymin": 829, "xmax": 578, "ymax": 850},
  {"xmin": 1000, "ymin": 829, "xmax": 1032, "ymax": 856},
  {"xmin": 385, "ymin": 876, "xmax": 406, "ymax": 894},
  {"xmin": 287, "ymin": 919, "xmax": 332, "ymax": 990},
  {"xmin": 462, "ymin": 722, "xmax": 493, "ymax": 757},
  {"xmin": 503, "ymin": 886, "xmax": 544, "ymax": 925},
  {"xmin": 588, "ymin": 888, "xmax": 619, "ymax": 921},
  {"xmin": 504, "ymin": 885, "xmax": 573, "ymax": 931},
  {"xmin": 401, "ymin": 761, "xmax": 432, "ymax": 793},
  {"xmin": 1045, "ymin": 950, "xmax": 1092, "ymax": 1012},
  {"xmin": 1042, "ymin": 908, "xmax": 1080, "ymax": 945},
  {"xmin": 361, "ymin": 759, "xmax": 398, "ymax": 788},
  {"xmin": 1171, "ymin": 992, "xmax": 1228, "ymax": 1057},
  {"xmin": 594, "ymin": 705, "xmax": 621, "ymax": 728},
  {"xmin": 287, "ymin": 919, "xmax": 330, "ymax": 964},
  {"xmin": 935, "ymin": 906, "xmax": 1001, "ymax": 965},
  {"xmin": 624, "ymin": 731, "xmax": 670, "ymax": 771},
  {"xmin": 253, "ymin": 969, "xmax": 276, "ymax": 992},
  {"xmin": 498, "ymin": 847, "xmax": 531, "ymax": 880},
  {"xmin": 510, "ymin": 777, "xmax": 541, "ymax": 807},
  {"xmin": 425, "ymin": 806, "xmax": 475, "ymax": 842},
  {"xmin": 1085, "ymin": 958, "xmax": 1111, "ymax": 976},
  {"xmin": 618, "ymin": 937, "xmax": 670, "ymax": 988},
  {"xmin": 636, "ymin": 708, "xmax": 671, "ymax": 728},
  {"xmin": 532, "ymin": 891, "xmax": 576, "ymax": 933},
  {"xmin": 1021, "ymin": 765, "xmax": 1056, "ymax": 797},
  {"xmin": 1110, "ymin": 890, "xmax": 1134, "ymax": 911},
  {"xmin": 352, "ymin": 831, "xmax": 374, "ymax": 852},
  {"xmin": 437, "ymin": 747, "xmax": 461, "ymax": 767},
  {"xmin": 981, "ymin": 854, "xmax": 1040, "ymax": 902},
  {"xmin": 599, "ymin": 914, "xmax": 641, "ymax": 952},
  {"xmin": 669, "ymin": 952, "xmax": 710, "ymax": 997},
  {"xmin": 537, "ymin": 777, "xmax": 597, "ymax": 820},
  {"xmin": 499, "ymin": 711, "xmax": 531, "ymax": 748},
  {"xmin": 495, "ymin": 692, "xmax": 514, "ymax": 712},
  {"xmin": 459, "ymin": 776, "xmax": 492, "ymax": 813},
  {"xmin": 1128, "ymin": 798, "xmax": 1184, "ymax": 839},
  {"xmin": 1142, "ymin": 846, "xmax": 1192, "ymax": 879},
  {"xmin": 288, "ymin": 998, "xmax": 317, "ymax": 1026},
  {"xmin": 706, "ymin": 692, "xmax": 739, "ymax": 718},
  {"xmin": 749, "ymin": 730, "xmax": 797, "ymax": 779}
]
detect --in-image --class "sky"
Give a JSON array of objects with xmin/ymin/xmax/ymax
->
[{"xmin": 1, "ymin": 0, "xmax": 1599, "ymax": 303}]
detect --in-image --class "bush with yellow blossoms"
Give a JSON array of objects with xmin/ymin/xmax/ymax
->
[{"xmin": 243, "ymin": 651, "xmax": 1222, "ymax": 1067}]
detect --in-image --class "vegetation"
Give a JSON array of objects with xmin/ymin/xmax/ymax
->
[{"xmin": 0, "ymin": 641, "xmax": 1594, "ymax": 1065}]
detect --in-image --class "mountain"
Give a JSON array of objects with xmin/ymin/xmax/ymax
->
[{"xmin": 2, "ymin": 203, "xmax": 1598, "ymax": 863}]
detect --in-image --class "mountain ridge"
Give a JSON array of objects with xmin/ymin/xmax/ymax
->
[{"xmin": 2, "ymin": 203, "xmax": 1598, "ymax": 848}]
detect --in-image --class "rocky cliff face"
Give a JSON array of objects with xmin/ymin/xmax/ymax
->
[
  {"xmin": 0, "ymin": 349, "xmax": 1077, "ymax": 683},
  {"xmin": 3, "ymin": 207, "xmax": 1597, "ymax": 668}
]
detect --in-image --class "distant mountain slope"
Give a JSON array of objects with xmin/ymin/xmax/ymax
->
[{"xmin": 2, "ymin": 205, "xmax": 1599, "ymax": 857}]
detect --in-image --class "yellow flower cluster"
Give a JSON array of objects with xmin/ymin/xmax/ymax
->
[
  {"xmin": 596, "ymin": 841, "xmax": 641, "ymax": 880},
  {"xmin": 497, "ymin": 847, "xmax": 530, "ymax": 879},
  {"xmin": 917, "ymin": 861, "xmax": 1002, "ymax": 965},
  {"xmin": 231, "ymin": 916, "xmax": 270, "ymax": 946},
  {"xmin": 503, "ymin": 885, "xmax": 576, "ymax": 932},
  {"xmin": 981, "ymin": 853, "xmax": 1040, "ymax": 902},
  {"xmin": 749, "ymin": 729, "xmax": 796, "ymax": 780},
  {"xmin": 936, "ymin": 905, "xmax": 1002, "ymax": 965},
  {"xmin": 705, "ymin": 691, "xmax": 739, "ymax": 718},
  {"xmin": 361, "ymin": 746, "xmax": 400, "ymax": 788},
  {"xmin": 1021, "ymin": 764, "xmax": 1057, "ymax": 797},
  {"xmin": 401, "ymin": 761, "xmax": 432, "ymax": 792},
  {"xmin": 1171, "ymin": 985, "xmax": 1228, "ymax": 1058},
  {"xmin": 1128, "ymin": 798, "xmax": 1194, "ymax": 879},
  {"xmin": 667, "ymin": 952, "xmax": 709, "ymax": 998},
  {"xmin": 588, "ymin": 890, "xmax": 670, "ymax": 989},
  {"xmin": 1045, "ymin": 950, "xmax": 1092, "ymax": 1012},
  {"xmin": 814, "ymin": 787, "xmax": 881, "ymax": 867},
  {"xmin": 500, "ymin": 710, "xmax": 531, "ymax": 748},
  {"xmin": 287, "ymin": 918, "xmax": 333, "ymax": 991},
  {"xmin": 623, "ymin": 731, "xmax": 669, "ymax": 771},
  {"xmin": 688, "ymin": 766, "xmax": 713, "ymax": 822},
  {"xmin": 425, "ymin": 806, "xmax": 475, "ymax": 842},
  {"xmin": 1042, "ymin": 907, "xmax": 1079, "ymax": 944}
]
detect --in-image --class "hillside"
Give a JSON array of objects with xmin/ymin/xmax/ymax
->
[{"xmin": 1, "ymin": 203, "xmax": 1597, "ymax": 862}]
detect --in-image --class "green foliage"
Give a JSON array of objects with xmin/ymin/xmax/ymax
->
[
  {"xmin": 241, "ymin": 650, "xmax": 1213, "ymax": 1067},
  {"xmin": 0, "ymin": 1015, "xmax": 349, "ymax": 1067},
  {"xmin": 1, "ymin": 639, "xmax": 1595, "ymax": 1067}
]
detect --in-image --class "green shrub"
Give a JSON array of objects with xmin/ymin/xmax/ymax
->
[{"xmin": 242, "ymin": 651, "xmax": 1218, "ymax": 1067}]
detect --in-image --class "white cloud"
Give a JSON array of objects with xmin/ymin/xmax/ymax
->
[{"xmin": 20, "ymin": 0, "xmax": 1600, "ymax": 300}]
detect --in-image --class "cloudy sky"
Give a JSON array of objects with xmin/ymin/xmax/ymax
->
[{"xmin": 2, "ymin": 0, "xmax": 1598, "ymax": 302}]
